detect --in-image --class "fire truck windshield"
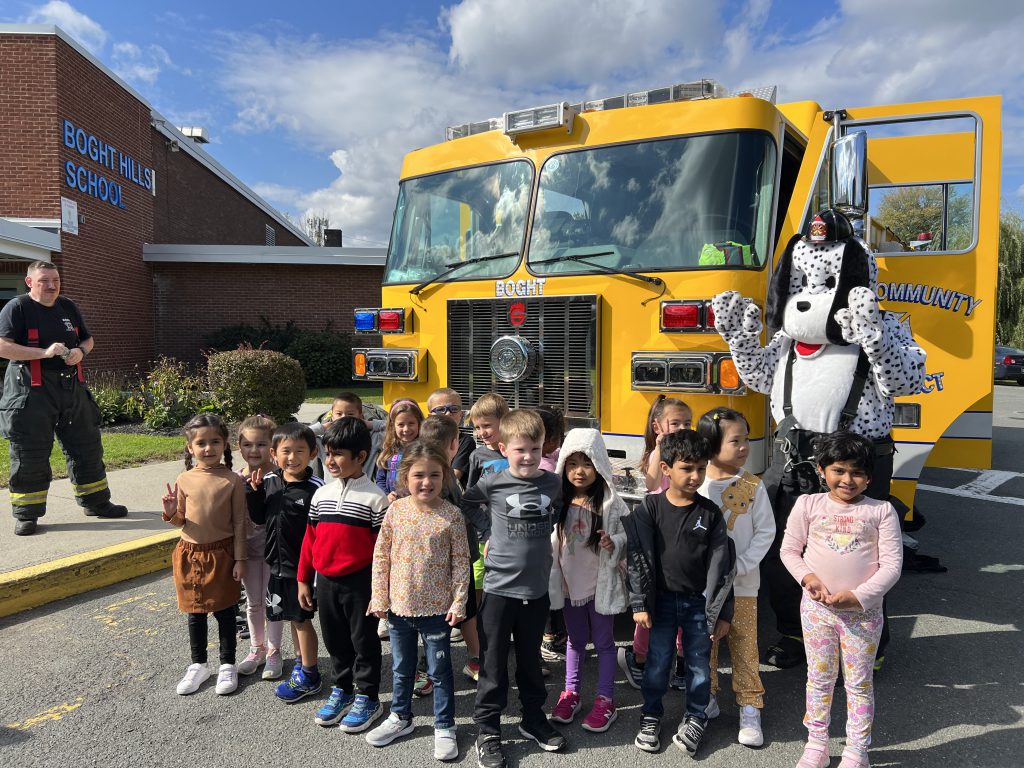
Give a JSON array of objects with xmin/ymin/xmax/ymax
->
[
  {"xmin": 527, "ymin": 131, "xmax": 776, "ymax": 274},
  {"xmin": 384, "ymin": 159, "xmax": 532, "ymax": 285}
]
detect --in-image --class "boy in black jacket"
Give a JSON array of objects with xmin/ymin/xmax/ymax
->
[{"xmin": 624, "ymin": 430, "xmax": 734, "ymax": 758}]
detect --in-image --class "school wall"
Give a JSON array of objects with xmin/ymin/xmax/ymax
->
[
  {"xmin": 54, "ymin": 35, "xmax": 157, "ymax": 372},
  {"xmin": 150, "ymin": 140, "xmax": 305, "ymax": 247},
  {"xmin": 150, "ymin": 261, "xmax": 384, "ymax": 364},
  {"xmin": 0, "ymin": 31, "xmax": 316, "ymax": 373}
]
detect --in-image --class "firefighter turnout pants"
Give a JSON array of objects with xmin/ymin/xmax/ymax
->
[{"xmin": 0, "ymin": 362, "xmax": 110, "ymax": 521}]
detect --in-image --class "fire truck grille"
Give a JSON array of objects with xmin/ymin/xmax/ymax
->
[{"xmin": 446, "ymin": 295, "xmax": 598, "ymax": 421}]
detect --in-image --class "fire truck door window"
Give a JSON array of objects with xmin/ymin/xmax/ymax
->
[{"xmin": 868, "ymin": 183, "xmax": 974, "ymax": 252}]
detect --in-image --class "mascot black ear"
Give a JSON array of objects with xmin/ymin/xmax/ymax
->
[
  {"xmin": 826, "ymin": 239, "xmax": 872, "ymax": 344},
  {"xmin": 766, "ymin": 234, "xmax": 801, "ymax": 331}
]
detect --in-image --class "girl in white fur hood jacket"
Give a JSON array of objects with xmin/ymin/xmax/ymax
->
[{"xmin": 547, "ymin": 428, "xmax": 629, "ymax": 734}]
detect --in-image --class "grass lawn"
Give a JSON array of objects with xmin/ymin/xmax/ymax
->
[
  {"xmin": 305, "ymin": 384, "xmax": 383, "ymax": 405},
  {"xmin": 0, "ymin": 433, "xmax": 184, "ymax": 488}
]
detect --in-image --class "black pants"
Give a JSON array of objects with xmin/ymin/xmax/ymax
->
[
  {"xmin": 762, "ymin": 434, "xmax": 894, "ymax": 656},
  {"xmin": 0, "ymin": 364, "xmax": 109, "ymax": 520},
  {"xmin": 188, "ymin": 607, "xmax": 237, "ymax": 665},
  {"xmin": 474, "ymin": 591, "xmax": 549, "ymax": 735},
  {"xmin": 316, "ymin": 567, "xmax": 381, "ymax": 698}
]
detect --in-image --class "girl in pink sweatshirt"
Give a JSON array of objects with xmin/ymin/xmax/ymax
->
[{"xmin": 781, "ymin": 432, "xmax": 902, "ymax": 768}]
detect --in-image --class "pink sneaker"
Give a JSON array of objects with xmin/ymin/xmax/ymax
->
[
  {"xmin": 550, "ymin": 690, "xmax": 582, "ymax": 724},
  {"xmin": 581, "ymin": 695, "xmax": 617, "ymax": 733},
  {"xmin": 796, "ymin": 740, "xmax": 830, "ymax": 768}
]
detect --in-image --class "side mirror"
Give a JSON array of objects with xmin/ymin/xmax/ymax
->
[{"xmin": 830, "ymin": 130, "xmax": 868, "ymax": 217}]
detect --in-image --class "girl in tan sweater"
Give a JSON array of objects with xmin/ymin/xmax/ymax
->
[{"xmin": 162, "ymin": 414, "xmax": 247, "ymax": 697}]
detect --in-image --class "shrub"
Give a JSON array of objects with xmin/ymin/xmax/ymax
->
[
  {"xmin": 208, "ymin": 347, "xmax": 306, "ymax": 423},
  {"xmin": 89, "ymin": 370, "xmax": 133, "ymax": 426},
  {"xmin": 285, "ymin": 329, "xmax": 353, "ymax": 388},
  {"xmin": 138, "ymin": 357, "xmax": 211, "ymax": 430},
  {"xmin": 204, "ymin": 318, "xmax": 300, "ymax": 353}
]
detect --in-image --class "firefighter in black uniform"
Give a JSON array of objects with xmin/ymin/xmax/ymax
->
[{"xmin": 0, "ymin": 261, "xmax": 127, "ymax": 535}]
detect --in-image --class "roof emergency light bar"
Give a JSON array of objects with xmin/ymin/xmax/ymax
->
[{"xmin": 444, "ymin": 79, "xmax": 776, "ymax": 141}]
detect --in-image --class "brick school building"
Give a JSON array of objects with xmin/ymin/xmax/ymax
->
[{"xmin": 0, "ymin": 25, "xmax": 383, "ymax": 371}]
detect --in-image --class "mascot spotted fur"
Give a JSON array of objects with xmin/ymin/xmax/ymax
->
[{"xmin": 712, "ymin": 209, "xmax": 925, "ymax": 668}]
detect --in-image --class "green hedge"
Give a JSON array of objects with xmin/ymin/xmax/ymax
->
[{"xmin": 207, "ymin": 347, "xmax": 306, "ymax": 423}]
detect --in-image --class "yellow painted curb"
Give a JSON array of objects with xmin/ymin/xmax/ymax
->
[{"xmin": 0, "ymin": 530, "xmax": 180, "ymax": 618}]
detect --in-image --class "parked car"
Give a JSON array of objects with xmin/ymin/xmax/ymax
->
[{"xmin": 994, "ymin": 345, "xmax": 1024, "ymax": 384}]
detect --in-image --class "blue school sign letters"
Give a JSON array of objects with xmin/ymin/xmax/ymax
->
[{"xmin": 61, "ymin": 119, "xmax": 155, "ymax": 210}]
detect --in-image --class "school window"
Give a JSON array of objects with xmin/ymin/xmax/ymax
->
[
  {"xmin": 0, "ymin": 275, "xmax": 26, "ymax": 311},
  {"xmin": 265, "ymin": 224, "xmax": 276, "ymax": 246}
]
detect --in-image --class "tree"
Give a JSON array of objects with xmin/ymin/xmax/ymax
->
[
  {"xmin": 303, "ymin": 212, "xmax": 330, "ymax": 246},
  {"xmin": 997, "ymin": 210, "xmax": 1024, "ymax": 347}
]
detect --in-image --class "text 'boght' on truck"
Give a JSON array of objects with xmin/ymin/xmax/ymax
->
[{"xmin": 352, "ymin": 79, "xmax": 1001, "ymax": 512}]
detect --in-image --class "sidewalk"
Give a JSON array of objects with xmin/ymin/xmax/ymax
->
[{"xmin": 0, "ymin": 402, "xmax": 326, "ymax": 617}]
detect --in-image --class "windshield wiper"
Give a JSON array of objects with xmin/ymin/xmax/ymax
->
[
  {"xmin": 410, "ymin": 251, "xmax": 520, "ymax": 296},
  {"xmin": 530, "ymin": 251, "xmax": 662, "ymax": 286}
]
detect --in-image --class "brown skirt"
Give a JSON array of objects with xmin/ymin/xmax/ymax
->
[{"xmin": 173, "ymin": 537, "xmax": 240, "ymax": 613}]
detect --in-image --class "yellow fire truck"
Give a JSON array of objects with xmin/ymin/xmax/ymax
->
[{"xmin": 353, "ymin": 81, "xmax": 1001, "ymax": 510}]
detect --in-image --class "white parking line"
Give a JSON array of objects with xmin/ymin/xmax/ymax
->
[
  {"xmin": 959, "ymin": 469, "xmax": 1021, "ymax": 494},
  {"xmin": 917, "ymin": 483, "xmax": 1024, "ymax": 507}
]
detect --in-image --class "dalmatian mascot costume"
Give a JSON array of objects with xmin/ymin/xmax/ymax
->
[{"xmin": 711, "ymin": 209, "xmax": 925, "ymax": 669}]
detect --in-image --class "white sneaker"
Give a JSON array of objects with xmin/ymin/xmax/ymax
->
[
  {"xmin": 738, "ymin": 704, "xmax": 764, "ymax": 747},
  {"xmin": 215, "ymin": 664, "xmax": 238, "ymax": 695},
  {"xmin": 705, "ymin": 694, "xmax": 720, "ymax": 719},
  {"xmin": 262, "ymin": 650, "xmax": 284, "ymax": 680},
  {"xmin": 377, "ymin": 618, "xmax": 390, "ymax": 640},
  {"xmin": 434, "ymin": 727, "xmax": 458, "ymax": 761},
  {"xmin": 237, "ymin": 646, "xmax": 266, "ymax": 675},
  {"xmin": 365, "ymin": 712, "xmax": 414, "ymax": 747},
  {"xmin": 449, "ymin": 627, "xmax": 463, "ymax": 643},
  {"xmin": 176, "ymin": 663, "xmax": 211, "ymax": 695}
]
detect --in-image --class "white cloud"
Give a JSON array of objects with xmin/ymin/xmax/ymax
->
[
  {"xmin": 25, "ymin": 0, "xmax": 106, "ymax": 53},
  {"xmin": 445, "ymin": 0, "xmax": 718, "ymax": 88},
  {"xmin": 110, "ymin": 41, "xmax": 173, "ymax": 86},
  {"xmin": 219, "ymin": 0, "xmax": 1024, "ymax": 246}
]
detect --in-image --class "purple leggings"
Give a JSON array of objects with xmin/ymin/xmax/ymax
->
[{"xmin": 563, "ymin": 599, "xmax": 616, "ymax": 700}]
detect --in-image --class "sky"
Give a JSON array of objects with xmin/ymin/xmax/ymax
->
[{"xmin": 3, "ymin": 0, "xmax": 1023, "ymax": 248}]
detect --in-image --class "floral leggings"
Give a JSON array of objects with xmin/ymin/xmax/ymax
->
[{"xmin": 801, "ymin": 595, "xmax": 883, "ymax": 752}]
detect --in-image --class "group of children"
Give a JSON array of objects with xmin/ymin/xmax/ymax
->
[{"xmin": 162, "ymin": 388, "xmax": 903, "ymax": 768}]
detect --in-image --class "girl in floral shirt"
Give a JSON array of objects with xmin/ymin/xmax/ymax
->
[{"xmin": 367, "ymin": 441, "xmax": 470, "ymax": 761}]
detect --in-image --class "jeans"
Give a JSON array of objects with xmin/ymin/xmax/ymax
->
[
  {"xmin": 641, "ymin": 590, "xmax": 711, "ymax": 720},
  {"xmin": 389, "ymin": 613, "xmax": 455, "ymax": 729}
]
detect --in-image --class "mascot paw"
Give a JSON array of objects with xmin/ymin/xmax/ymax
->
[
  {"xmin": 835, "ymin": 286, "xmax": 883, "ymax": 349},
  {"xmin": 713, "ymin": 291, "xmax": 762, "ymax": 342}
]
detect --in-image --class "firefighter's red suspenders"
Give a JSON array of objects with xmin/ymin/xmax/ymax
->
[
  {"xmin": 25, "ymin": 328, "xmax": 43, "ymax": 386},
  {"xmin": 24, "ymin": 322, "xmax": 84, "ymax": 386}
]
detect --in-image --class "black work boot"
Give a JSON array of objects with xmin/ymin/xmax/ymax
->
[
  {"xmin": 84, "ymin": 501, "xmax": 128, "ymax": 518},
  {"xmin": 14, "ymin": 519, "xmax": 38, "ymax": 536}
]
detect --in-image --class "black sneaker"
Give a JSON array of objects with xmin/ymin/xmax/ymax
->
[
  {"xmin": 540, "ymin": 632, "xmax": 567, "ymax": 661},
  {"xmin": 476, "ymin": 735, "xmax": 506, "ymax": 768},
  {"xmin": 672, "ymin": 714, "xmax": 706, "ymax": 756},
  {"xmin": 763, "ymin": 635, "xmax": 805, "ymax": 669},
  {"xmin": 84, "ymin": 501, "xmax": 128, "ymax": 518},
  {"xmin": 518, "ymin": 719, "xmax": 565, "ymax": 752},
  {"xmin": 634, "ymin": 715, "xmax": 661, "ymax": 752},
  {"xmin": 669, "ymin": 656, "xmax": 686, "ymax": 690},
  {"xmin": 617, "ymin": 646, "xmax": 645, "ymax": 690}
]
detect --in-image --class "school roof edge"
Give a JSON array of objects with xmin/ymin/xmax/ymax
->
[
  {"xmin": 143, "ymin": 243, "xmax": 386, "ymax": 266},
  {"xmin": 0, "ymin": 23, "xmax": 316, "ymax": 247}
]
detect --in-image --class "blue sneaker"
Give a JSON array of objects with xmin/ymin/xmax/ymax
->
[
  {"xmin": 315, "ymin": 687, "xmax": 355, "ymax": 726},
  {"xmin": 339, "ymin": 694, "xmax": 384, "ymax": 733},
  {"xmin": 275, "ymin": 666, "xmax": 322, "ymax": 703}
]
